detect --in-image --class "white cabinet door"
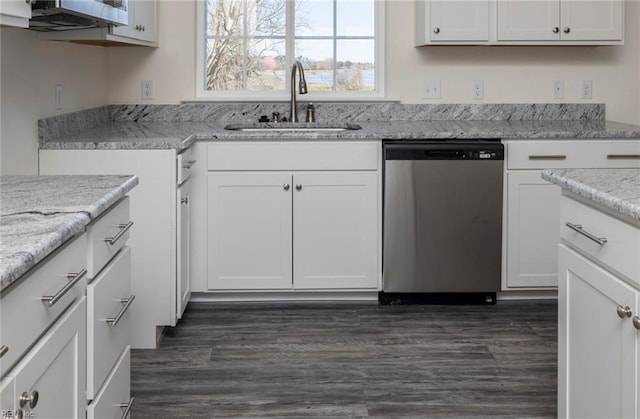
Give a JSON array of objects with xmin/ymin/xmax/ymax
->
[
  {"xmin": 0, "ymin": 0, "xmax": 31, "ymax": 28},
  {"xmin": 497, "ymin": 0, "xmax": 560, "ymax": 41},
  {"xmin": 429, "ymin": 0, "xmax": 489, "ymax": 41},
  {"xmin": 207, "ymin": 172, "xmax": 293, "ymax": 290},
  {"xmin": 293, "ymin": 172, "xmax": 378, "ymax": 290},
  {"xmin": 177, "ymin": 181, "xmax": 191, "ymax": 319},
  {"xmin": 558, "ymin": 245, "xmax": 636, "ymax": 418},
  {"xmin": 506, "ymin": 171, "xmax": 560, "ymax": 289},
  {"xmin": 1, "ymin": 299, "xmax": 86, "ymax": 419},
  {"xmin": 560, "ymin": 0, "xmax": 623, "ymax": 41},
  {"xmin": 112, "ymin": 0, "xmax": 158, "ymax": 43}
]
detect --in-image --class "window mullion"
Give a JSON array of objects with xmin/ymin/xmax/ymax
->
[
  {"xmin": 287, "ymin": 0, "xmax": 295, "ymax": 94},
  {"xmin": 332, "ymin": 0, "xmax": 337, "ymax": 91},
  {"xmin": 242, "ymin": 0, "xmax": 248, "ymax": 90}
]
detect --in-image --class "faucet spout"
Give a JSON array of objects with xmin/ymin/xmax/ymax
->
[{"xmin": 290, "ymin": 60, "xmax": 308, "ymax": 123}]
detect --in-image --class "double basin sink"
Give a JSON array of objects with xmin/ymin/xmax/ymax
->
[{"xmin": 224, "ymin": 122, "xmax": 362, "ymax": 132}]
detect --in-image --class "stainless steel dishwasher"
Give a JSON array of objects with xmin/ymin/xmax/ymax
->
[{"xmin": 381, "ymin": 140, "xmax": 504, "ymax": 304}]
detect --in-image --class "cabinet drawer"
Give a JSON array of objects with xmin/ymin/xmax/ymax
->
[
  {"xmin": 177, "ymin": 146, "xmax": 195, "ymax": 185},
  {"xmin": 87, "ymin": 347, "xmax": 132, "ymax": 419},
  {"xmin": 506, "ymin": 140, "xmax": 640, "ymax": 170},
  {"xmin": 86, "ymin": 197, "xmax": 131, "ymax": 279},
  {"xmin": 560, "ymin": 195, "xmax": 640, "ymax": 286},
  {"xmin": 0, "ymin": 235, "xmax": 86, "ymax": 376},
  {"xmin": 87, "ymin": 247, "xmax": 132, "ymax": 400},
  {"xmin": 207, "ymin": 141, "xmax": 380, "ymax": 171}
]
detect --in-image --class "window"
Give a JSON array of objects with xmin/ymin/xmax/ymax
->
[{"xmin": 196, "ymin": 0, "xmax": 384, "ymax": 99}]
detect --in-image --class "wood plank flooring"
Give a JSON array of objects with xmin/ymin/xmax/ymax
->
[{"xmin": 131, "ymin": 300, "xmax": 557, "ymax": 418}]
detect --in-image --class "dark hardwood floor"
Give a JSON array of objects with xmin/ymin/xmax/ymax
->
[{"xmin": 131, "ymin": 300, "xmax": 558, "ymax": 418}]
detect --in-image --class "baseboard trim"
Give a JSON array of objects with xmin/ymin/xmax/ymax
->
[{"xmin": 189, "ymin": 291, "xmax": 379, "ymax": 303}]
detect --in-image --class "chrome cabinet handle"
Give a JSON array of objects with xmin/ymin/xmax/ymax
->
[
  {"xmin": 565, "ymin": 222, "xmax": 608, "ymax": 246},
  {"xmin": 41, "ymin": 269, "xmax": 86, "ymax": 308},
  {"xmin": 552, "ymin": 27, "xmax": 560, "ymax": 33},
  {"xmin": 563, "ymin": 27, "xmax": 570, "ymax": 33},
  {"xmin": 528, "ymin": 154, "xmax": 567, "ymax": 160},
  {"xmin": 633, "ymin": 316, "xmax": 640, "ymax": 330},
  {"xmin": 19, "ymin": 390, "xmax": 39, "ymax": 409},
  {"xmin": 0, "ymin": 345, "xmax": 8, "ymax": 358},
  {"xmin": 617, "ymin": 305, "xmax": 632, "ymax": 319},
  {"xmin": 119, "ymin": 397, "xmax": 135, "ymax": 419},
  {"xmin": 296, "ymin": 184, "xmax": 302, "ymax": 191},
  {"xmin": 283, "ymin": 184, "xmax": 290, "ymax": 191},
  {"xmin": 181, "ymin": 197, "xmax": 189, "ymax": 204},
  {"xmin": 182, "ymin": 160, "xmax": 196, "ymax": 169},
  {"xmin": 607, "ymin": 154, "xmax": 640, "ymax": 159},
  {"xmin": 433, "ymin": 27, "xmax": 440, "ymax": 34},
  {"xmin": 105, "ymin": 221, "xmax": 134, "ymax": 246},
  {"xmin": 106, "ymin": 295, "xmax": 136, "ymax": 327}
]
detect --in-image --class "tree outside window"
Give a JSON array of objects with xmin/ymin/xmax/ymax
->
[{"xmin": 204, "ymin": 0, "xmax": 377, "ymax": 94}]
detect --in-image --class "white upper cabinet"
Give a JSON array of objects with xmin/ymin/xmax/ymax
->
[
  {"xmin": 560, "ymin": 0, "xmax": 624, "ymax": 41},
  {"xmin": 417, "ymin": 0, "xmax": 624, "ymax": 45},
  {"xmin": 0, "ymin": 0, "xmax": 31, "ymax": 28},
  {"xmin": 497, "ymin": 0, "xmax": 560, "ymax": 41},
  {"xmin": 427, "ymin": 0, "xmax": 489, "ymax": 42},
  {"xmin": 112, "ymin": 0, "xmax": 158, "ymax": 44}
]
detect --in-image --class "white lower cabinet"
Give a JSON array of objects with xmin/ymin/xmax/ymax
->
[
  {"xmin": 558, "ymin": 244, "xmax": 637, "ymax": 418},
  {"xmin": 207, "ymin": 171, "xmax": 378, "ymax": 291},
  {"xmin": 557, "ymin": 192, "xmax": 640, "ymax": 418},
  {"xmin": 87, "ymin": 348, "xmax": 132, "ymax": 419},
  {"xmin": 1, "ymin": 298, "xmax": 87, "ymax": 419},
  {"xmin": 203, "ymin": 141, "xmax": 381, "ymax": 294},
  {"xmin": 505, "ymin": 170, "xmax": 561, "ymax": 288},
  {"xmin": 503, "ymin": 139, "xmax": 640, "ymax": 291}
]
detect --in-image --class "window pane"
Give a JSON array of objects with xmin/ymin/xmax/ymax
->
[
  {"xmin": 207, "ymin": 0, "xmax": 245, "ymax": 37},
  {"xmin": 249, "ymin": 0, "xmax": 286, "ymax": 36},
  {"xmin": 206, "ymin": 38, "xmax": 245, "ymax": 90},
  {"xmin": 337, "ymin": 0, "xmax": 374, "ymax": 36},
  {"xmin": 247, "ymin": 38, "xmax": 287, "ymax": 90},
  {"xmin": 295, "ymin": 39, "xmax": 334, "ymax": 91},
  {"xmin": 295, "ymin": 0, "xmax": 333, "ymax": 36},
  {"xmin": 336, "ymin": 39, "xmax": 375, "ymax": 91}
]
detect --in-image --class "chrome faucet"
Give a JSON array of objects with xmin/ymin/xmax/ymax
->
[{"xmin": 289, "ymin": 60, "xmax": 308, "ymax": 122}]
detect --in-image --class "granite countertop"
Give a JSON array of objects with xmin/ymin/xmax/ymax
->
[
  {"xmin": 542, "ymin": 169, "xmax": 640, "ymax": 222},
  {"xmin": 38, "ymin": 119, "xmax": 640, "ymax": 151},
  {"xmin": 0, "ymin": 175, "xmax": 139, "ymax": 292}
]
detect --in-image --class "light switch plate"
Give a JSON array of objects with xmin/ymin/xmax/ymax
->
[
  {"xmin": 580, "ymin": 80, "xmax": 592, "ymax": 99},
  {"xmin": 422, "ymin": 80, "xmax": 441, "ymax": 99},
  {"xmin": 553, "ymin": 80, "xmax": 564, "ymax": 99}
]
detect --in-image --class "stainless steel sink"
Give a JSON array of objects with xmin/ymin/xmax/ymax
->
[{"xmin": 224, "ymin": 122, "xmax": 362, "ymax": 132}]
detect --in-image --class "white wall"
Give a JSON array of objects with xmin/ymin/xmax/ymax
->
[
  {"xmin": 107, "ymin": 0, "xmax": 640, "ymax": 125},
  {"xmin": 0, "ymin": 29, "xmax": 108, "ymax": 175}
]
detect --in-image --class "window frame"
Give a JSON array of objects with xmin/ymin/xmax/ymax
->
[{"xmin": 195, "ymin": 0, "xmax": 385, "ymax": 100}]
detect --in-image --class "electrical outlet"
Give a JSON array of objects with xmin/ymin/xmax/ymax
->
[
  {"xmin": 55, "ymin": 85, "xmax": 63, "ymax": 110},
  {"xmin": 580, "ymin": 80, "xmax": 592, "ymax": 99},
  {"xmin": 553, "ymin": 80, "xmax": 564, "ymax": 100},
  {"xmin": 141, "ymin": 80, "xmax": 154, "ymax": 100},
  {"xmin": 472, "ymin": 80, "xmax": 484, "ymax": 100},
  {"xmin": 422, "ymin": 80, "xmax": 441, "ymax": 99}
]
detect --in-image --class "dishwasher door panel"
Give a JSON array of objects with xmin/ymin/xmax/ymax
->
[{"xmin": 383, "ymin": 159, "xmax": 503, "ymax": 292}]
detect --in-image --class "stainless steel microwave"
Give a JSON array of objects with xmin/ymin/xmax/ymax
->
[{"xmin": 29, "ymin": 0, "xmax": 128, "ymax": 31}]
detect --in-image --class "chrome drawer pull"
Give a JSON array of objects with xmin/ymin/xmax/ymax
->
[
  {"xmin": 19, "ymin": 390, "xmax": 39, "ymax": 409},
  {"xmin": 105, "ymin": 221, "xmax": 134, "ymax": 245},
  {"xmin": 41, "ymin": 269, "xmax": 87, "ymax": 308},
  {"xmin": 528, "ymin": 154, "xmax": 567, "ymax": 160},
  {"xmin": 0, "ymin": 345, "xmax": 8, "ymax": 358},
  {"xmin": 119, "ymin": 397, "xmax": 135, "ymax": 419},
  {"xmin": 182, "ymin": 160, "xmax": 197, "ymax": 169},
  {"xmin": 633, "ymin": 316, "xmax": 640, "ymax": 330},
  {"xmin": 565, "ymin": 222, "xmax": 608, "ymax": 246},
  {"xmin": 106, "ymin": 295, "xmax": 136, "ymax": 327},
  {"xmin": 607, "ymin": 154, "xmax": 640, "ymax": 159}
]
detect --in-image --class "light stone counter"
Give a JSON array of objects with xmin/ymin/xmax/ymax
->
[
  {"xmin": 0, "ymin": 175, "xmax": 138, "ymax": 291},
  {"xmin": 37, "ymin": 103, "xmax": 640, "ymax": 151},
  {"xmin": 541, "ymin": 169, "xmax": 640, "ymax": 222}
]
